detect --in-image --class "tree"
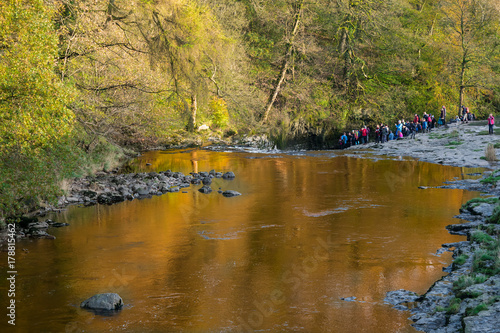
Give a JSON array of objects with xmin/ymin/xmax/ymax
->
[
  {"xmin": 137, "ymin": 0, "xmax": 234, "ymax": 132},
  {"xmin": 0, "ymin": 0, "xmax": 74, "ymax": 154},
  {"xmin": 0, "ymin": 0, "xmax": 77, "ymax": 216},
  {"xmin": 440, "ymin": 0, "xmax": 500, "ymax": 116},
  {"xmin": 261, "ymin": 0, "xmax": 304, "ymax": 123}
]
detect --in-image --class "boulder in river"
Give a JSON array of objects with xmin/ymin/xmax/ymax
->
[
  {"xmin": 222, "ymin": 190, "xmax": 241, "ymax": 197},
  {"xmin": 202, "ymin": 177, "xmax": 212, "ymax": 185},
  {"xmin": 222, "ymin": 172, "xmax": 235, "ymax": 179},
  {"xmin": 28, "ymin": 221, "xmax": 49, "ymax": 230},
  {"xmin": 191, "ymin": 178, "xmax": 202, "ymax": 185},
  {"xmin": 198, "ymin": 186, "xmax": 212, "ymax": 194},
  {"xmin": 81, "ymin": 293, "xmax": 123, "ymax": 311}
]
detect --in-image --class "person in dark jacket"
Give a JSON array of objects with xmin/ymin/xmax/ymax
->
[{"xmin": 440, "ymin": 106, "xmax": 446, "ymax": 126}]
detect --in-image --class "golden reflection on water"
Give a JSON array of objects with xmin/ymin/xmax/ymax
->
[{"xmin": 0, "ymin": 150, "xmax": 481, "ymax": 333}]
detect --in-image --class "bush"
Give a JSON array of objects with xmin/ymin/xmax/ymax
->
[{"xmin": 209, "ymin": 97, "xmax": 229, "ymax": 129}]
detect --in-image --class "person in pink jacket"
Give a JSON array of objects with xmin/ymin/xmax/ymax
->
[{"xmin": 488, "ymin": 114, "xmax": 495, "ymax": 135}]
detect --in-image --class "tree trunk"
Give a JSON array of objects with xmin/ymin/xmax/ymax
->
[
  {"xmin": 188, "ymin": 94, "xmax": 197, "ymax": 132},
  {"xmin": 261, "ymin": 0, "xmax": 304, "ymax": 124},
  {"xmin": 339, "ymin": 28, "xmax": 349, "ymax": 87},
  {"xmin": 458, "ymin": 47, "xmax": 467, "ymax": 116}
]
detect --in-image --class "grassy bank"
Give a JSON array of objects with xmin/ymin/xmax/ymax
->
[{"xmin": 0, "ymin": 136, "xmax": 135, "ymax": 226}]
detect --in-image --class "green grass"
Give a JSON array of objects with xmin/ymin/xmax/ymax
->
[
  {"xmin": 470, "ymin": 230, "xmax": 494, "ymax": 245},
  {"xmin": 487, "ymin": 205, "xmax": 500, "ymax": 224},
  {"xmin": 465, "ymin": 303, "xmax": 488, "ymax": 316},
  {"xmin": 453, "ymin": 274, "xmax": 490, "ymax": 296},
  {"xmin": 479, "ymin": 128, "xmax": 500, "ymax": 135},
  {"xmin": 461, "ymin": 197, "xmax": 499, "ymax": 212},
  {"xmin": 471, "ymin": 237, "xmax": 500, "ymax": 276},
  {"xmin": 494, "ymin": 142, "xmax": 500, "ymax": 149},
  {"xmin": 454, "ymin": 254, "xmax": 469, "ymax": 266},
  {"xmin": 453, "ymin": 275, "xmax": 477, "ymax": 292},
  {"xmin": 429, "ymin": 130, "xmax": 460, "ymax": 140},
  {"xmin": 480, "ymin": 169, "xmax": 500, "ymax": 184},
  {"xmin": 436, "ymin": 297, "xmax": 462, "ymax": 314}
]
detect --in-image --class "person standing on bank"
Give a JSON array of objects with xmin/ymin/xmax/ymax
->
[
  {"xmin": 440, "ymin": 106, "xmax": 446, "ymax": 126},
  {"xmin": 488, "ymin": 114, "xmax": 495, "ymax": 135}
]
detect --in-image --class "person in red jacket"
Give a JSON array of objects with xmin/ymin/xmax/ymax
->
[
  {"xmin": 361, "ymin": 126, "xmax": 368, "ymax": 144},
  {"xmin": 488, "ymin": 114, "xmax": 495, "ymax": 135}
]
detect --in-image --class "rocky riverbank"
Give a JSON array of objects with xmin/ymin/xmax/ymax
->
[
  {"xmin": 384, "ymin": 173, "xmax": 500, "ymax": 332},
  {"xmin": 0, "ymin": 169, "xmax": 240, "ymax": 245},
  {"xmin": 341, "ymin": 121, "xmax": 500, "ymax": 332}
]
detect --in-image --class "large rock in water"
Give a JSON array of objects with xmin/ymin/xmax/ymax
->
[
  {"xmin": 222, "ymin": 171, "xmax": 235, "ymax": 179},
  {"xmin": 222, "ymin": 190, "xmax": 241, "ymax": 197},
  {"xmin": 198, "ymin": 186, "xmax": 212, "ymax": 194},
  {"xmin": 80, "ymin": 293, "xmax": 123, "ymax": 310}
]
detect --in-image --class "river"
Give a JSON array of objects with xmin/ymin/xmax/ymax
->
[{"xmin": 0, "ymin": 149, "xmax": 481, "ymax": 332}]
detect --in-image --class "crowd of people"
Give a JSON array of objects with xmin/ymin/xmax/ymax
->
[{"xmin": 338, "ymin": 106, "xmax": 493, "ymax": 149}]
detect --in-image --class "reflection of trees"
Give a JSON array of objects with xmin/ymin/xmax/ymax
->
[
  {"xmin": 190, "ymin": 150, "xmax": 199, "ymax": 173},
  {"xmin": 15, "ymin": 150, "xmax": 482, "ymax": 331}
]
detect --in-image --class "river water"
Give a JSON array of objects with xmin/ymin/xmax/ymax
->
[{"xmin": 0, "ymin": 149, "xmax": 482, "ymax": 332}]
